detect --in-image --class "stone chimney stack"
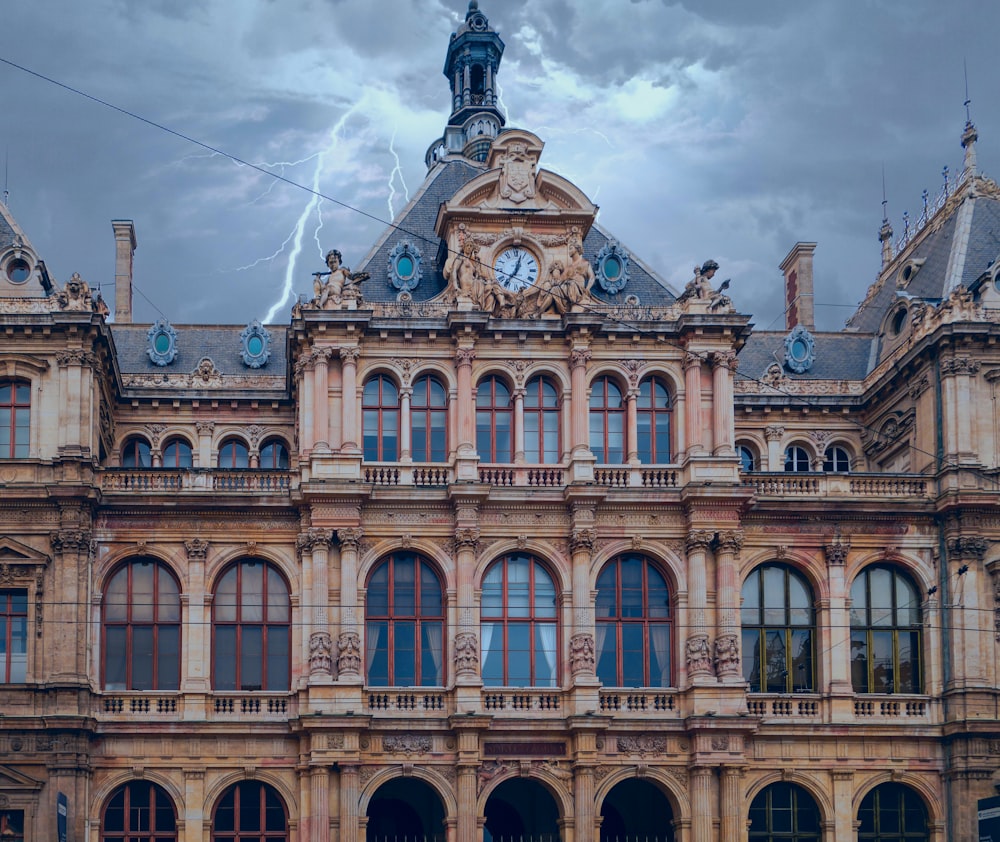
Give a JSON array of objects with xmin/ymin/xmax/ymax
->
[
  {"xmin": 779, "ymin": 242, "xmax": 816, "ymax": 331},
  {"xmin": 112, "ymin": 219, "xmax": 136, "ymax": 324}
]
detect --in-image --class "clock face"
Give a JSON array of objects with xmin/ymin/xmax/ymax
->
[{"xmin": 494, "ymin": 246, "xmax": 539, "ymax": 292}]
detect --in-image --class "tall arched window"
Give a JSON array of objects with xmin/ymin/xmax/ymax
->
[
  {"xmin": 858, "ymin": 783, "xmax": 929, "ymax": 842},
  {"xmin": 850, "ymin": 566, "xmax": 922, "ymax": 694},
  {"xmin": 213, "ymin": 560, "xmax": 290, "ymax": 691},
  {"xmin": 742, "ymin": 564, "xmax": 814, "ymax": 693},
  {"xmin": 590, "ymin": 376, "xmax": 625, "ymax": 464},
  {"xmin": 363, "ymin": 375, "xmax": 400, "ymax": 461},
  {"xmin": 103, "ymin": 559, "xmax": 181, "ymax": 691},
  {"xmin": 524, "ymin": 375, "xmax": 560, "ymax": 464},
  {"xmin": 0, "ymin": 380, "xmax": 30, "ymax": 458},
  {"xmin": 748, "ymin": 783, "xmax": 821, "ymax": 842},
  {"xmin": 260, "ymin": 439, "xmax": 289, "ymax": 470},
  {"xmin": 637, "ymin": 375, "xmax": 672, "ymax": 464},
  {"xmin": 102, "ymin": 781, "xmax": 177, "ymax": 842},
  {"xmin": 411, "ymin": 374, "xmax": 448, "ymax": 462},
  {"xmin": 122, "ymin": 436, "xmax": 152, "ymax": 468},
  {"xmin": 365, "ymin": 553, "xmax": 444, "ymax": 687},
  {"xmin": 784, "ymin": 446, "xmax": 811, "ymax": 472},
  {"xmin": 161, "ymin": 437, "xmax": 193, "ymax": 468},
  {"xmin": 218, "ymin": 438, "xmax": 249, "ymax": 469},
  {"xmin": 595, "ymin": 555, "xmax": 672, "ymax": 687},
  {"xmin": 481, "ymin": 554, "xmax": 558, "ymax": 687},
  {"xmin": 212, "ymin": 782, "xmax": 287, "ymax": 842},
  {"xmin": 476, "ymin": 376, "xmax": 513, "ymax": 463}
]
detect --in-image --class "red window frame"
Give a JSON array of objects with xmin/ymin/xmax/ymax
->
[
  {"xmin": 259, "ymin": 438, "xmax": 289, "ymax": 470},
  {"xmin": 161, "ymin": 437, "xmax": 193, "ymax": 468},
  {"xmin": 595, "ymin": 555, "xmax": 672, "ymax": 687},
  {"xmin": 218, "ymin": 438, "xmax": 249, "ymax": 469},
  {"xmin": 636, "ymin": 375, "xmax": 672, "ymax": 464},
  {"xmin": 365, "ymin": 553, "xmax": 445, "ymax": 687},
  {"xmin": 476, "ymin": 375, "xmax": 513, "ymax": 463},
  {"xmin": 0, "ymin": 590, "xmax": 27, "ymax": 683},
  {"xmin": 480, "ymin": 554, "xmax": 559, "ymax": 687},
  {"xmin": 524, "ymin": 375, "xmax": 561, "ymax": 464},
  {"xmin": 101, "ymin": 781, "xmax": 177, "ymax": 842},
  {"xmin": 411, "ymin": 373, "xmax": 448, "ymax": 462},
  {"xmin": 212, "ymin": 560, "xmax": 290, "ymax": 691},
  {"xmin": 589, "ymin": 375, "xmax": 625, "ymax": 464},
  {"xmin": 212, "ymin": 782, "xmax": 287, "ymax": 842},
  {"xmin": 121, "ymin": 436, "xmax": 152, "ymax": 468},
  {"xmin": 363, "ymin": 374, "xmax": 400, "ymax": 461},
  {"xmin": 102, "ymin": 560, "xmax": 181, "ymax": 691},
  {"xmin": 0, "ymin": 380, "xmax": 30, "ymax": 458}
]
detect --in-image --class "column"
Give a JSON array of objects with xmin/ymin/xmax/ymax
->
[
  {"xmin": 456, "ymin": 765, "xmax": 479, "ymax": 842},
  {"xmin": 314, "ymin": 348, "xmax": 332, "ymax": 450},
  {"xmin": 513, "ymin": 387, "xmax": 526, "ymax": 463},
  {"xmin": 764, "ymin": 424, "xmax": 784, "ymax": 471},
  {"xmin": 340, "ymin": 346, "xmax": 361, "ymax": 452},
  {"xmin": 339, "ymin": 764, "xmax": 360, "ymax": 842},
  {"xmin": 55, "ymin": 349, "xmax": 88, "ymax": 455},
  {"xmin": 569, "ymin": 347, "xmax": 592, "ymax": 454},
  {"xmin": 182, "ymin": 771, "xmax": 205, "ymax": 842},
  {"xmin": 683, "ymin": 352, "xmax": 704, "ymax": 456},
  {"xmin": 710, "ymin": 351, "xmax": 737, "ymax": 456},
  {"xmin": 824, "ymin": 538, "xmax": 852, "ymax": 696},
  {"xmin": 183, "ymin": 539, "xmax": 210, "ymax": 691},
  {"xmin": 719, "ymin": 766, "xmax": 744, "ymax": 842},
  {"xmin": 714, "ymin": 530, "xmax": 744, "ymax": 683},
  {"xmin": 941, "ymin": 357, "xmax": 980, "ymax": 462},
  {"xmin": 455, "ymin": 346, "xmax": 478, "ymax": 480},
  {"xmin": 48, "ymin": 525, "xmax": 91, "ymax": 682},
  {"xmin": 690, "ymin": 767, "xmax": 714, "ymax": 842},
  {"xmin": 462, "ymin": 61, "xmax": 471, "ymax": 106},
  {"xmin": 831, "ymin": 771, "xmax": 854, "ymax": 842},
  {"xmin": 684, "ymin": 530, "xmax": 715, "ymax": 684},
  {"xmin": 947, "ymin": 537, "xmax": 988, "ymax": 687},
  {"xmin": 311, "ymin": 767, "xmax": 330, "ymax": 842},
  {"xmin": 195, "ymin": 421, "xmax": 215, "ymax": 469},
  {"xmin": 299, "ymin": 529, "xmax": 335, "ymax": 681},
  {"xmin": 569, "ymin": 524, "xmax": 597, "ymax": 687},
  {"xmin": 625, "ymin": 388, "xmax": 639, "ymax": 463},
  {"xmin": 295, "ymin": 354, "xmax": 315, "ymax": 454},
  {"xmin": 453, "ymin": 524, "xmax": 481, "ymax": 687},
  {"xmin": 574, "ymin": 767, "xmax": 596, "ymax": 842},
  {"xmin": 400, "ymin": 386, "xmax": 412, "ymax": 461},
  {"xmin": 337, "ymin": 528, "xmax": 364, "ymax": 682}
]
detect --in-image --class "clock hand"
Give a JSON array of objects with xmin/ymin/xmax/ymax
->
[{"xmin": 512, "ymin": 253, "xmax": 523, "ymax": 280}]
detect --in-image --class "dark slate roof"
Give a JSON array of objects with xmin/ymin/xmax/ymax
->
[
  {"xmin": 964, "ymin": 196, "xmax": 1000, "ymax": 286},
  {"xmin": 111, "ymin": 325, "xmax": 289, "ymax": 377},
  {"xmin": 355, "ymin": 158, "xmax": 678, "ymax": 306},
  {"xmin": 0, "ymin": 206, "xmax": 17, "ymax": 249},
  {"xmin": 738, "ymin": 331, "xmax": 876, "ymax": 381}
]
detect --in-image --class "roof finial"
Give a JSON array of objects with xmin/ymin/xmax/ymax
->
[
  {"xmin": 961, "ymin": 58, "xmax": 978, "ymax": 180},
  {"xmin": 878, "ymin": 164, "xmax": 894, "ymax": 269}
]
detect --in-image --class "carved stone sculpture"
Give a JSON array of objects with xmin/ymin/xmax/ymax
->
[
  {"xmin": 56, "ymin": 273, "xmax": 96, "ymax": 311},
  {"xmin": 713, "ymin": 633, "xmax": 741, "ymax": 677},
  {"xmin": 337, "ymin": 631, "xmax": 361, "ymax": 676},
  {"xmin": 454, "ymin": 631, "xmax": 479, "ymax": 674},
  {"xmin": 569, "ymin": 633, "xmax": 595, "ymax": 675},
  {"xmin": 309, "ymin": 631, "xmax": 333, "ymax": 675},
  {"xmin": 686, "ymin": 634, "xmax": 714, "ymax": 676},
  {"xmin": 311, "ymin": 249, "xmax": 370, "ymax": 309}
]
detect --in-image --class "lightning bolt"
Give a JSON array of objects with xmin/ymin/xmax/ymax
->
[
  {"xmin": 386, "ymin": 127, "xmax": 410, "ymax": 220},
  {"xmin": 495, "ymin": 79, "xmax": 509, "ymax": 122},
  {"xmin": 262, "ymin": 102, "xmax": 363, "ymax": 323}
]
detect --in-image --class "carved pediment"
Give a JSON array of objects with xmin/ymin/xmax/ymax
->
[
  {"xmin": 0, "ymin": 537, "xmax": 50, "ymax": 569},
  {"xmin": 0, "ymin": 765, "xmax": 44, "ymax": 792}
]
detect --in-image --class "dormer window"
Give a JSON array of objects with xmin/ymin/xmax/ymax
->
[{"xmin": 5, "ymin": 257, "xmax": 30, "ymax": 284}]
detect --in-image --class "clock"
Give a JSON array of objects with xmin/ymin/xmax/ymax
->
[{"xmin": 494, "ymin": 246, "xmax": 539, "ymax": 292}]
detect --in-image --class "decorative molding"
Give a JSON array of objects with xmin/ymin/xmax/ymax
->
[
  {"xmin": 337, "ymin": 632, "xmax": 361, "ymax": 675},
  {"xmin": 454, "ymin": 631, "xmax": 479, "ymax": 674},
  {"xmin": 569, "ymin": 348, "xmax": 591, "ymax": 369},
  {"xmin": 570, "ymin": 528, "xmax": 597, "ymax": 553},
  {"xmin": 685, "ymin": 530, "xmax": 714, "ymax": 553},
  {"xmin": 183, "ymin": 539, "xmax": 210, "ymax": 560},
  {"xmin": 716, "ymin": 530, "xmax": 744, "ymax": 553},
  {"xmin": 454, "ymin": 527, "xmax": 481, "ymax": 550},
  {"xmin": 297, "ymin": 528, "xmax": 334, "ymax": 553},
  {"xmin": 685, "ymin": 634, "xmax": 714, "ymax": 676},
  {"xmin": 763, "ymin": 425, "xmax": 785, "ymax": 443},
  {"xmin": 309, "ymin": 631, "xmax": 333, "ymax": 675},
  {"xmin": 382, "ymin": 734, "xmax": 431, "ymax": 754},
  {"xmin": 940, "ymin": 356, "xmax": 982, "ymax": 377},
  {"xmin": 339, "ymin": 346, "xmax": 361, "ymax": 365},
  {"xmin": 569, "ymin": 633, "xmax": 595, "ymax": 675},
  {"xmin": 947, "ymin": 536, "xmax": 987, "ymax": 561},
  {"xmin": 714, "ymin": 634, "xmax": 740, "ymax": 677},
  {"xmin": 617, "ymin": 735, "xmax": 666, "ymax": 755},
  {"xmin": 55, "ymin": 348, "xmax": 98, "ymax": 368},
  {"xmin": 337, "ymin": 528, "xmax": 364, "ymax": 550}
]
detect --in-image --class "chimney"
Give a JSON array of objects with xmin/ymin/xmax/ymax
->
[
  {"xmin": 112, "ymin": 219, "xmax": 136, "ymax": 324},
  {"xmin": 779, "ymin": 242, "xmax": 816, "ymax": 331}
]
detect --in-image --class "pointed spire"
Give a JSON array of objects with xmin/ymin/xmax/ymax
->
[
  {"xmin": 961, "ymin": 59, "xmax": 978, "ymax": 180},
  {"xmin": 879, "ymin": 165, "xmax": 894, "ymax": 269}
]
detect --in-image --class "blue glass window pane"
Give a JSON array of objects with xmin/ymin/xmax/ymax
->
[
  {"xmin": 158, "ymin": 625, "xmax": 180, "ymax": 690},
  {"xmin": 596, "ymin": 624, "xmax": 616, "ymax": 685},
  {"xmin": 214, "ymin": 626, "xmax": 237, "ymax": 690},
  {"xmin": 421, "ymin": 622, "xmax": 443, "ymax": 685},
  {"xmin": 239, "ymin": 626, "xmax": 263, "ymax": 690},
  {"xmin": 366, "ymin": 621, "xmax": 389, "ymax": 685},
  {"xmin": 507, "ymin": 623, "xmax": 531, "ymax": 686},
  {"xmin": 393, "ymin": 621, "xmax": 416, "ymax": 686},
  {"xmin": 534, "ymin": 624, "xmax": 557, "ymax": 687}
]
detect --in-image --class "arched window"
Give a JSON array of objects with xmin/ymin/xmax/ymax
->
[
  {"xmin": 213, "ymin": 560, "xmax": 290, "ymax": 691},
  {"xmin": 481, "ymin": 554, "xmax": 558, "ymax": 687},
  {"xmin": 823, "ymin": 445, "xmax": 850, "ymax": 472},
  {"xmin": 748, "ymin": 782, "xmax": 821, "ymax": 842},
  {"xmin": 850, "ymin": 566, "xmax": 922, "ymax": 694},
  {"xmin": 218, "ymin": 438, "xmax": 249, "ymax": 469},
  {"xmin": 590, "ymin": 376, "xmax": 625, "ymax": 464},
  {"xmin": 260, "ymin": 439, "xmax": 289, "ymax": 470},
  {"xmin": 858, "ymin": 783, "xmax": 929, "ymax": 842},
  {"xmin": 102, "ymin": 781, "xmax": 177, "ymax": 842},
  {"xmin": 363, "ymin": 375, "xmax": 399, "ymax": 461},
  {"xmin": 365, "ymin": 553, "xmax": 444, "ymax": 687},
  {"xmin": 103, "ymin": 559, "xmax": 180, "ymax": 691},
  {"xmin": 122, "ymin": 436, "xmax": 152, "ymax": 468},
  {"xmin": 637, "ymin": 375, "xmax": 672, "ymax": 464},
  {"xmin": 784, "ymin": 445, "xmax": 811, "ymax": 472},
  {"xmin": 742, "ymin": 564, "xmax": 814, "ymax": 693},
  {"xmin": 595, "ymin": 555, "xmax": 672, "ymax": 687},
  {"xmin": 162, "ymin": 438, "xmax": 193, "ymax": 468},
  {"xmin": 411, "ymin": 374, "xmax": 448, "ymax": 462},
  {"xmin": 212, "ymin": 781, "xmax": 287, "ymax": 842},
  {"xmin": 0, "ymin": 380, "xmax": 30, "ymax": 458},
  {"xmin": 476, "ymin": 376, "xmax": 513, "ymax": 463},
  {"xmin": 737, "ymin": 444, "xmax": 758, "ymax": 472},
  {"xmin": 524, "ymin": 375, "xmax": 560, "ymax": 464}
]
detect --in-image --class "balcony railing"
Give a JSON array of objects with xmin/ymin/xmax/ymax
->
[
  {"xmin": 747, "ymin": 694, "xmax": 821, "ymax": 719},
  {"xmin": 482, "ymin": 689, "xmax": 563, "ymax": 714},
  {"xmin": 97, "ymin": 692, "xmax": 296, "ymax": 721},
  {"xmin": 101, "ymin": 469, "xmax": 294, "ymax": 494},
  {"xmin": 747, "ymin": 472, "xmax": 930, "ymax": 499},
  {"xmin": 367, "ymin": 690, "xmax": 448, "ymax": 714},
  {"xmin": 853, "ymin": 695, "xmax": 931, "ymax": 719},
  {"xmin": 594, "ymin": 467, "xmax": 680, "ymax": 488},
  {"xmin": 598, "ymin": 689, "xmax": 679, "ymax": 716}
]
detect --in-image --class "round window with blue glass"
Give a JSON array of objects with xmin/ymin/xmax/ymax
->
[
  {"xmin": 240, "ymin": 320, "xmax": 272, "ymax": 369},
  {"xmin": 388, "ymin": 241, "xmax": 422, "ymax": 292},
  {"xmin": 594, "ymin": 242, "xmax": 630, "ymax": 294},
  {"xmin": 146, "ymin": 319, "xmax": 178, "ymax": 367},
  {"xmin": 783, "ymin": 325, "xmax": 815, "ymax": 374}
]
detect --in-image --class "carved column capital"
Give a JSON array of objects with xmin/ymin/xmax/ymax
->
[
  {"xmin": 824, "ymin": 540, "xmax": 850, "ymax": 566},
  {"xmin": 947, "ymin": 536, "xmax": 987, "ymax": 561},
  {"xmin": 49, "ymin": 530, "xmax": 92, "ymax": 554},
  {"xmin": 570, "ymin": 348, "xmax": 592, "ymax": 370},
  {"xmin": 716, "ymin": 530, "xmax": 744, "ymax": 553},
  {"xmin": 337, "ymin": 528, "xmax": 365, "ymax": 550},
  {"xmin": 682, "ymin": 352, "xmax": 703, "ymax": 372},
  {"xmin": 195, "ymin": 421, "xmax": 216, "ymax": 436},
  {"xmin": 297, "ymin": 528, "xmax": 335, "ymax": 553},
  {"xmin": 455, "ymin": 347, "xmax": 476, "ymax": 368},
  {"xmin": 685, "ymin": 530, "xmax": 715, "ymax": 553},
  {"xmin": 763, "ymin": 424, "xmax": 785, "ymax": 442},
  {"xmin": 454, "ymin": 527, "xmax": 481, "ymax": 550},
  {"xmin": 685, "ymin": 634, "xmax": 714, "ymax": 677},
  {"xmin": 570, "ymin": 528, "xmax": 597, "ymax": 553},
  {"xmin": 710, "ymin": 350, "xmax": 739, "ymax": 371},
  {"xmin": 55, "ymin": 349, "xmax": 98, "ymax": 368},
  {"xmin": 339, "ymin": 346, "xmax": 360, "ymax": 365}
]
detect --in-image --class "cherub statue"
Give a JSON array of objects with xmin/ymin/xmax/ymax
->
[
  {"xmin": 677, "ymin": 259, "xmax": 732, "ymax": 310},
  {"xmin": 313, "ymin": 249, "xmax": 370, "ymax": 309}
]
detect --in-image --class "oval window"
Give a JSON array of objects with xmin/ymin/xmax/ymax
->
[
  {"xmin": 604, "ymin": 256, "xmax": 621, "ymax": 280},
  {"xmin": 791, "ymin": 338, "xmax": 808, "ymax": 359},
  {"xmin": 154, "ymin": 332, "xmax": 171, "ymax": 354},
  {"xmin": 397, "ymin": 255, "xmax": 414, "ymax": 279},
  {"xmin": 247, "ymin": 335, "xmax": 264, "ymax": 356}
]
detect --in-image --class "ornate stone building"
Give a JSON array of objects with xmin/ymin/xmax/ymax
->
[{"xmin": 1, "ymin": 3, "xmax": 999, "ymax": 841}]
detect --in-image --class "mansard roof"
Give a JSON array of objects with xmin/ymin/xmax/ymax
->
[{"xmin": 738, "ymin": 330, "xmax": 876, "ymax": 382}]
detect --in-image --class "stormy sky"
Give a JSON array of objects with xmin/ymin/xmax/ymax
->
[{"xmin": 2, "ymin": 0, "xmax": 998, "ymax": 332}]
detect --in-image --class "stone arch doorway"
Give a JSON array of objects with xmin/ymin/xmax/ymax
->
[
  {"xmin": 366, "ymin": 777, "xmax": 446, "ymax": 842},
  {"xmin": 484, "ymin": 778, "xmax": 560, "ymax": 842},
  {"xmin": 600, "ymin": 778, "xmax": 675, "ymax": 842}
]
